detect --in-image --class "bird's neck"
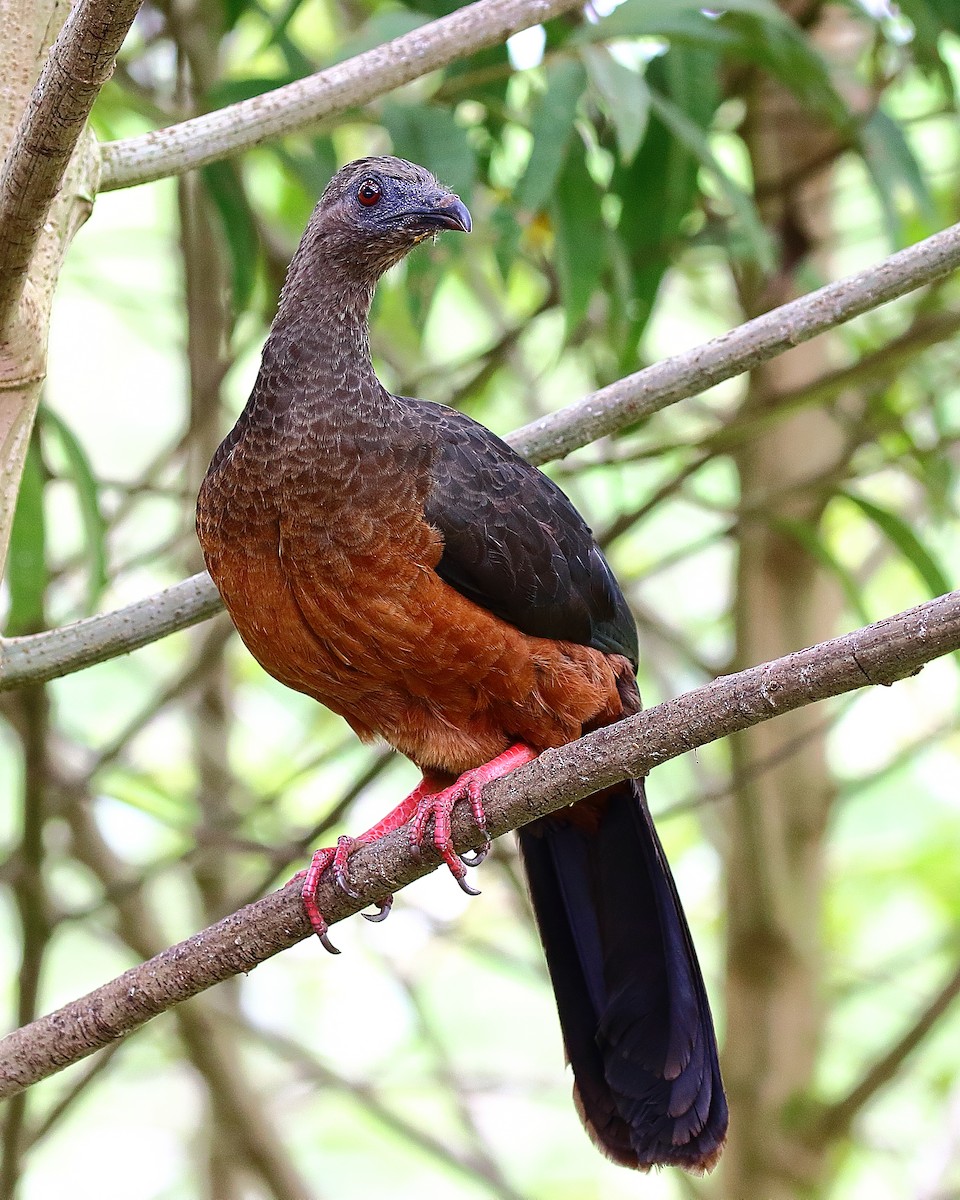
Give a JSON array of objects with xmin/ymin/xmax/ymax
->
[{"xmin": 253, "ymin": 240, "xmax": 387, "ymax": 422}]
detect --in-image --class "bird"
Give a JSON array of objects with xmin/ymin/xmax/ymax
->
[{"xmin": 197, "ymin": 155, "xmax": 728, "ymax": 1172}]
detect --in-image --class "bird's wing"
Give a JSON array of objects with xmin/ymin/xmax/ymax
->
[{"xmin": 409, "ymin": 399, "xmax": 638, "ymax": 666}]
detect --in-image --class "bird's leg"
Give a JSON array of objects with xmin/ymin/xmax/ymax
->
[
  {"xmin": 299, "ymin": 745, "xmax": 536, "ymax": 951},
  {"xmin": 411, "ymin": 743, "xmax": 537, "ymax": 895},
  {"xmin": 299, "ymin": 773, "xmax": 448, "ymax": 953}
]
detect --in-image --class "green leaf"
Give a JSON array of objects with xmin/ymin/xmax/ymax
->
[
  {"xmin": 647, "ymin": 84, "xmax": 774, "ymax": 269},
  {"xmin": 770, "ymin": 514, "xmax": 872, "ymax": 626},
  {"xmin": 861, "ymin": 109, "xmax": 939, "ymax": 246},
  {"xmin": 572, "ymin": 0, "xmax": 788, "ymax": 42},
  {"xmin": 381, "ymin": 104, "xmax": 476, "ymax": 198},
  {"xmin": 489, "ymin": 203, "xmax": 522, "ymax": 283},
  {"xmin": 609, "ymin": 46, "xmax": 716, "ymax": 354},
  {"xmin": 551, "ymin": 148, "xmax": 605, "ymax": 332},
  {"xmin": 721, "ymin": 12, "xmax": 849, "ymax": 129},
  {"xmin": 517, "ymin": 60, "xmax": 586, "ymax": 214},
  {"xmin": 581, "ymin": 45, "xmax": 650, "ymax": 163},
  {"xmin": 39, "ymin": 407, "xmax": 108, "ymax": 616},
  {"xmin": 201, "ymin": 160, "xmax": 260, "ymax": 315},
  {"xmin": 843, "ymin": 491, "xmax": 952, "ymax": 599},
  {"xmin": 6, "ymin": 432, "xmax": 46, "ymax": 637},
  {"xmin": 893, "ymin": 1, "xmax": 958, "ymax": 103},
  {"xmin": 574, "ymin": 3, "xmax": 849, "ymax": 131},
  {"xmin": 270, "ymin": 137, "xmax": 338, "ymax": 201},
  {"xmin": 220, "ymin": 0, "xmax": 247, "ymax": 32}
]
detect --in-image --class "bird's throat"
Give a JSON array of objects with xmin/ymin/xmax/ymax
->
[{"xmin": 253, "ymin": 267, "xmax": 385, "ymax": 426}]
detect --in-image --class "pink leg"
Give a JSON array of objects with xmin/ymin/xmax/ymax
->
[
  {"xmin": 299, "ymin": 775, "xmax": 447, "ymax": 953},
  {"xmin": 411, "ymin": 743, "xmax": 537, "ymax": 894},
  {"xmin": 299, "ymin": 744, "xmax": 537, "ymax": 952}
]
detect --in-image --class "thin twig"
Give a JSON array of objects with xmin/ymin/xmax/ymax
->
[
  {"xmin": 0, "ymin": 587, "xmax": 957, "ymax": 1099},
  {"xmin": 811, "ymin": 958, "xmax": 960, "ymax": 1142},
  {"xmin": 0, "ymin": 0, "xmax": 145, "ymax": 333}
]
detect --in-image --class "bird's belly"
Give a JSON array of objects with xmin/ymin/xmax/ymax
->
[{"xmin": 201, "ymin": 511, "xmax": 624, "ymax": 777}]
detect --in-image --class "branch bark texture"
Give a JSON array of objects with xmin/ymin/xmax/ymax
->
[
  {"xmin": 98, "ymin": 0, "xmax": 584, "ymax": 190},
  {"xmin": 0, "ymin": 0, "xmax": 144, "ymax": 333},
  {"xmin": 0, "ymin": 572, "xmax": 222, "ymax": 688},
  {"xmin": 1, "ymin": 588, "xmax": 957, "ymax": 1099},
  {"xmin": 2, "ymin": 214, "xmax": 959, "ymax": 688}
]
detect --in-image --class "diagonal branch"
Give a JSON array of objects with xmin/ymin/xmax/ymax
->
[
  {"xmin": 508, "ymin": 217, "xmax": 960, "ymax": 465},
  {"xmin": 98, "ymin": 0, "xmax": 585, "ymax": 191},
  {"xmin": 0, "ymin": 588, "xmax": 957, "ymax": 1099},
  {"xmin": 3, "ymin": 215, "xmax": 960, "ymax": 689},
  {"xmin": 810, "ymin": 958, "xmax": 960, "ymax": 1143},
  {"xmin": 0, "ymin": 0, "xmax": 145, "ymax": 334}
]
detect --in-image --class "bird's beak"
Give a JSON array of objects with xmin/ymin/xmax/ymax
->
[{"xmin": 403, "ymin": 193, "xmax": 472, "ymax": 234}]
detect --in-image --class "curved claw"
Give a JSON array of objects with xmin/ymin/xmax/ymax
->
[
  {"xmin": 319, "ymin": 930, "xmax": 341, "ymax": 955},
  {"xmin": 459, "ymin": 841, "xmax": 490, "ymax": 868},
  {"xmin": 454, "ymin": 872, "xmax": 481, "ymax": 898},
  {"xmin": 362, "ymin": 895, "xmax": 394, "ymax": 923}
]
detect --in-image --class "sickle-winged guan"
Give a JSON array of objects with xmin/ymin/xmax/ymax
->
[{"xmin": 197, "ymin": 155, "xmax": 727, "ymax": 1172}]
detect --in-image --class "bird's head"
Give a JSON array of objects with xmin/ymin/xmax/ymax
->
[{"xmin": 309, "ymin": 156, "xmax": 472, "ymax": 280}]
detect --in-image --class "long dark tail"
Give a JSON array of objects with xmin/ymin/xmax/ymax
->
[{"xmin": 518, "ymin": 778, "xmax": 727, "ymax": 1172}]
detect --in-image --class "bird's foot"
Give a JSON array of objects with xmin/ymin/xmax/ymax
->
[
  {"xmin": 295, "ymin": 744, "xmax": 535, "ymax": 950},
  {"xmin": 297, "ymin": 836, "xmax": 393, "ymax": 955},
  {"xmin": 411, "ymin": 743, "xmax": 537, "ymax": 894}
]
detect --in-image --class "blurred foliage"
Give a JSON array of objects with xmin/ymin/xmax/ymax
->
[{"xmin": 3, "ymin": 0, "xmax": 960, "ymax": 1198}]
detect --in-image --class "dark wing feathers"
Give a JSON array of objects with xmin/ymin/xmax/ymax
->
[{"xmin": 408, "ymin": 399, "xmax": 638, "ymax": 665}]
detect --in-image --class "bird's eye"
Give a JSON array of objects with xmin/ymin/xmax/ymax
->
[{"xmin": 357, "ymin": 180, "xmax": 382, "ymax": 207}]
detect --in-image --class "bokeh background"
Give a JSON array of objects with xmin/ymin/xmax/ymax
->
[{"xmin": 2, "ymin": 0, "xmax": 960, "ymax": 1197}]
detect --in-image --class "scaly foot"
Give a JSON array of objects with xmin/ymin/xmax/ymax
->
[
  {"xmin": 298, "ymin": 839, "xmax": 393, "ymax": 954},
  {"xmin": 411, "ymin": 743, "xmax": 537, "ymax": 893},
  {"xmin": 297, "ymin": 775, "xmax": 443, "ymax": 952},
  {"xmin": 297, "ymin": 744, "xmax": 536, "ymax": 950}
]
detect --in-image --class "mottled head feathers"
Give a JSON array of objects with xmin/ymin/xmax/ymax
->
[{"xmin": 289, "ymin": 156, "xmax": 471, "ymax": 289}]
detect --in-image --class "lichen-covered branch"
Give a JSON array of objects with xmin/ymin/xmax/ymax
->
[{"xmin": 1, "ymin": 587, "xmax": 957, "ymax": 1099}]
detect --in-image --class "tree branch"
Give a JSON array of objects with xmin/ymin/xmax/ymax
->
[
  {"xmin": 3, "ymin": 215, "xmax": 960, "ymax": 688},
  {"xmin": 507, "ymin": 217, "xmax": 960, "ymax": 465},
  {"xmin": 1, "ymin": 588, "xmax": 957, "ymax": 1099},
  {"xmin": 0, "ymin": 572, "xmax": 223, "ymax": 689},
  {"xmin": 811, "ymin": 957, "xmax": 960, "ymax": 1142},
  {"xmin": 98, "ymin": 0, "xmax": 585, "ymax": 191},
  {"xmin": 0, "ymin": 0, "xmax": 145, "ymax": 333}
]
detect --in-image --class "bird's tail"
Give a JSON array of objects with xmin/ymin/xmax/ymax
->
[{"xmin": 517, "ymin": 777, "xmax": 727, "ymax": 1172}]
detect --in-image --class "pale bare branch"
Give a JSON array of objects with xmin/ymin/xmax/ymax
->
[
  {"xmin": 508, "ymin": 217, "xmax": 960, "ymax": 465},
  {"xmin": 0, "ymin": 587, "xmax": 956, "ymax": 1098},
  {"xmin": 98, "ymin": 0, "xmax": 585, "ymax": 191},
  {"xmin": 0, "ymin": 573, "xmax": 222, "ymax": 689}
]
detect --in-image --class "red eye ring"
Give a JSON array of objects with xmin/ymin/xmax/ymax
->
[{"xmin": 357, "ymin": 179, "xmax": 382, "ymax": 207}]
